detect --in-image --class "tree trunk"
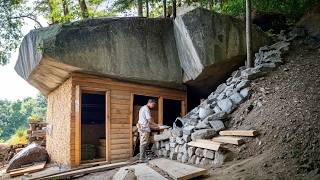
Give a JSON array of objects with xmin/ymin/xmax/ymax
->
[
  {"xmin": 146, "ymin": 0, "xmax": 149, "ymax": 17},
  {"xmin": 246, "ymin": 0, "xmax": 252, "ymax": 68},
  {"xmin": 138, "ymin": 0, "xmax": 143, "ymax": 17},
  {"xmin": 48, "ymin": 0, "xmax": 57, "ymax": 24},
  {"xmin": 62, "ymin": 0, "xmax": 70, "ymax": 21},
  {"xmin": 172, "ymin": 0, "xmax": 176, "ymax": 18},
  {"xmin": 163, "ymin": 0, "xmax": 167, "ymax": 17},
  {"xmin": 79, "ymin": 0, "xmax": 89, "ymax": 18}
]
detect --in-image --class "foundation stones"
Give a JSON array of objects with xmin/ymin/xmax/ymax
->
[
  {"xmin": 191, "ymin": 129, "xmax": 217, "ymax": 141},
  {"xmin": 188, "ymin": 155, "xmax": 196, "ymax": 164},
  {"xmin": 177, "ymin": 153, "xmax": 183, "ymax": 161},
  {"xmin": 229, "ymin": 92, "xmax": 243, "ymax": 104},
  {"xmin": 195, "ymin": 157, "xmax": 202, "ymax": 165},
  {"xmin": 176, "ymin": 137, "xmax": 185, "ymax": 145},
  {"xmin": 217, "ymin": 98, "xmax": 234, "ymax": 113},
  {"xmin": 195, "ymin": 121, "xmax": 210, "ymax": 130},
  {"xmin": 182, "ymin": 134, "xmax": 191, "ymax": 142},
  {"xmin": 187, "ymin": 147, "xmax": 196, "ymax": 157},
  {"xmin": 213, "ymin": 151, "xmax": 227, "ymax": 166},
  {"xmin": 240, "ymin": 88, "xmax": 252, "ymax": 99},
  {"xmin": 165, "ymin": 143, "xmax": 170, "ymax": 151},
  {"xmin": 183, "ymin": 125, "xmax": 195, "ymax": 135},
  {"xmin": 181, "ymin": 154, "xmax": 189, "ymax": 163},
  {"xmin": 200, "ymin": 158, "xmax": 213, "ymax": 167},
  {"xmin": 170, "ymin": 142, "xmax": 177, "ymax": 148},
  {"xmin": 209, "ymin": 120, "xmax": 225, "ymax": 132},
  {"xmin": 170, "ymin": 151, "xmax": 178, "ymax": 160},
  {"xmin": 203, "ymin": 149, "xmax": 215, "ymax": 159},
  {"xmin": 195, "ymin": 148, "xmax": 204, "ymax": 157}
]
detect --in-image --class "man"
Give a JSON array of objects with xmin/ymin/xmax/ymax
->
[{"xmin": 137, "ymin": 99, "xmax": 159, "ymax": 162}]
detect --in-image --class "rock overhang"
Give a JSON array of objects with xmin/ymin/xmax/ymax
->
[{"xmin": 15, "ymin": 8, "xmax": 271, "ymax": 96}]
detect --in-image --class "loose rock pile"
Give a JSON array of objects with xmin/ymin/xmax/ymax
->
[
  {"xmin": 153, "ymin": 29, "xmax": 298, "ymax": 167},
  {"xmin": 27, "ymin": 121, "xmax": 47, "ymax": 147}
]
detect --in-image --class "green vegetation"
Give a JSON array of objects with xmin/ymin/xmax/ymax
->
[
  {"xmin": 0, "ymin": 94, "xmax": 47, "ymax": 142},
  {"xmin": 1, "ymin": 0, "xmax": 318, "ymax": 66}
]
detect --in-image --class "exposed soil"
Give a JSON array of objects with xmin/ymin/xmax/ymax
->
[{"xmin": 209, "ymin": 37, "xmax": 320, "ymax": 179}]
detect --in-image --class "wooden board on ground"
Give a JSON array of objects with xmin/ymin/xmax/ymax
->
[
  {"xmin": 35, "ymin": 162, "xmax": 128, "ymax": 180},
  {"xmin": 149, "ymin": 158, "xmax": 208, "ymax": 180},
  {"xmin": 112, "ymin": 163, "xmax": 167, "ymax": 180},
  {"xmin": 9, "ymin": 161, "xmax": 46, "ymax": 177},
  {"xmin": 212, "ymin": 136, "xmax": 245, "ymax": 145},
  {"xmin": 187, "ymin": 140, "xmax": 222, "ymax": 151},
  {"xmin": 219, "ymin": 130, "xmax": 258, "ymax": 137}
]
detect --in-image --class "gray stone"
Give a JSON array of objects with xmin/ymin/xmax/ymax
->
[
  {"xmin": 16, "ymin": 17, "xmax": 183, "ymax": 95},
  {"xmin": 181, "ymin": 154, "xmax": 189, "ymax": 163},
  {"xmin": 174, "ymin": 145, "xmax": 180, "ymax": 153},
  {"xmin": 215, "ymin": 83, "xmax": 227, "ymax": 94},
  {"xmin": 217, "ymin": 98, "xmax": 234, "ymax": 113},
  {"xmin": 165, "ymin": 143, "xmax": 170, "ymax": 151},
  {"xmin": 213, "ymin": 106, "xmax": 222, "ymax": 113},
  {"xmin": 209, "ymin": 120, "xmax": 225, "ymax": 132},
  {"xmin": 203, "ymin": 149, "xmax": 215, "ymax": 159},
  {"xmin": 160, "ymin": 141, "xmax": 166, "ymax": 148},
  {"xmin": 188, "ymin": 155, "xmax": 196, "ymax": 164},
  {"xmin": 6, "ymin": 143, "xmax": 49, "ymax": 172},
  {"xmin": 177, "ymin": 153, "xmax": 183, "ymax": 161},
  {"xmin": 170, "ymin": 151, "xmax": 178, "ymax": 160},
  {"xmin": 155, "ymin": 141, "xmax": 161, "ymax": 150},
  {"xmin": 154, "ymin": 130, "xmax": 172, "ymax": 141},
  {"xmin": 179, "ymin": 143, "xmax": 188, "ymax": 155},
  {"xmin": 172, "ymin": 128, "xmax": 183, "ymax": 137},
  {"xmin": 169, "ymin": 136, "xmax": 176, "ymax": 143},
  {"xmin": 183, "ymin": 125, "xmax": 195, "ymax": 135},
  {"xmin": 191, "ymin": 129, "xmax": 217, "ymax": 141},
  {"xmin": 209, "ymin": 112, "xmax": 229, "ymax": 121},
  {"xmin": 163, "ymin": 149, "xmax": 170, "ymax": 157},
  {"xmin": 182, "ymin": 134, "xmax": 191, "ymax": 142},
  {"xmin": 170, "ymin": 142, "xmax": 177, "ymax": 148},
  {"xmin": 236, "ymin": 80, "xmax": 250, "ymax": 90},
  {"xmin": 195, "ymin": 156, "xmax": 202, "ymax": 165},
  {"xmin": 229, "ymin": 92, "xmax": 243, "ymax": 104},
  {"xmin": 195, "ymin": 121, "xmax": 210, "ymax": 130},
  {"xmin": 240, "ymin": 88, "xmax": 252, "ymax": 99},
  {"xmin": 176, "ymin": 137, "xmax": 185, "ymax": 145},
  {"xmin": 195, "ymin": 148, "xmax": 204, "ymax": 157},
  {"xmin": 199, "ymin": 107, "xmax": 214, "ymax": 119},
  {"xmin": 213, "ymin": 151, "xmax": 226, "ymax": 166},
  {"xmin": 200, "ymin": 158, "xmax": 212, "ymax": 167},
  {"xmin": 232, "ymin": 70, "xmax": 241, "ymax": 79},
  {"xmin": 217, "ymin": 92, "xmax": 226, "ymax": 101},
  {"xmin": 187, "ymin": 147, "xmax": 196, "ymax": 157}
]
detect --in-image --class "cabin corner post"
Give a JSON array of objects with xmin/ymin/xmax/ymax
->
[
  {"xmin": 158, "ymin": 96, "xmax": 164, "ymax": 125},
  {"xmin": 129, "ymin": 93, "xmax": 134, "ymax": 157},
  {"xmin": 106, "ymin": 90, "xmax": 111, "ymax": 162},
  {"xmin": 74, "ymin": 85, "xmax": 81, "ymax": 166}
]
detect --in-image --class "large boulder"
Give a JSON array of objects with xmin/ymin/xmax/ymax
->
[
  {"xmin": 174, "ymin": 8, "xmax": 270, "ymax": 98},
  {"xmin": 15, "ymin": 17, "xmax": 183, "ymax": 95},
  {"xmin": 6, "ymin": 143, "xmax": 49, "ymax": 172}
]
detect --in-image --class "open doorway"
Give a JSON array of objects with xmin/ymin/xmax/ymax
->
[
  {"xmin": 132, "ymin": 95, "xmax": 158, "ymax": 157},
  {"xmin": 163, "ymin": 99, "xmax": 181, "ymax": 126},
  {"xmin": 81, "ymin": 92, "xmax": 106, "ymax": 163}
]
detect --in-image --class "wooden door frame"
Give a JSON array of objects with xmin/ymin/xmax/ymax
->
[
  {"xmin": 129, "ymin": 93, "xmax": 187, "ymax": 157},
  {"xmin": 74, "ymin": 86, "xmax": 111, "ymax": 166}
]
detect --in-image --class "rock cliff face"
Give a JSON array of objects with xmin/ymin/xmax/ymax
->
[
  {"xmin": 15, "ymin": 17, "xmax": 183, "ymax": 95},
  {"xmin": 15, "ymin": 8, "xmax": 270, "ymax": 96},
  {"xmin": 174, "ymin": 8, "xmax": 270, "ymax": 99}
]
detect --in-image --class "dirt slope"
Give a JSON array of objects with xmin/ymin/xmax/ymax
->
[{"xmin": 209, "ymin": 37, "xmax": 320, "ymax": 179}]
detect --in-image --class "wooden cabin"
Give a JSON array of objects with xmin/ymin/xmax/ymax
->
[{"xmin": 46, "ymin": 73, "xmax": 187, "ymax": 167}]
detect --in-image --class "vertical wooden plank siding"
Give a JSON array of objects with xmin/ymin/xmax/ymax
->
[
  {"xmin": 106, "ymin": 90, "xmax": 111, "ymax": 162},
  {"xmin": 181, "ymin": 100, "xmax": 187, "ymax": 116},
  {"xmin": 158, "ymin": 97, "xmax": 164, "ymax": 125},
  {"xmin": 74, "ymin": 85, "xmax": 81, "ymax": 166},
  {"xmin": 129, "ymin": 93, "xmax": 134, "ymax": 157}
]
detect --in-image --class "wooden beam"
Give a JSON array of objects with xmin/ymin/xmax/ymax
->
[
  {"xmin": 181, "ymin": 100, "xmax": 186, "ymax": 116},
  {"xmin": 149, "ymin": 158, "xmax": 208, "ymax": 180},
  {"xmin": 187, "ymin": 140, "xmax": 221, "ymax": 151},
  {"xmin": 74, "ymin": 85, "xmax": 81, "ymax": 166},
  {"xmin": 129, "ymin": 93, "xmax": 134, "ymax": 158},
  {"xmin": 158, "ymin": 96, "xmax": 163, "ymax": 125},
  {"xmin": 106, "ymin": 90, "xmax": 111, "ymax": 162},
  {"xmin": 246, "ymin": 0, "xmax": 253, "ymax": 67},
  {"xmin": 37, "ymin": 162, "xmax": 128, "ymax": 180},
  {"xmin": 212, "ymin": 136, "xmax": 245, "ymax": 145},
  {"xmin": 219, "ymin": 130, "xmax": 258, "ymax": 137},
  {"xmin": 9, "ymin": 162, "xmax": 46, "ymax": 177}
]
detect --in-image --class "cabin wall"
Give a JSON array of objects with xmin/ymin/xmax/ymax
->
[
  {"xmin": 47, "ymin": 73, "xmax": 186, "ymax": 166},
  {"xmin": 46, "ymin": 77, "xmax": 73, "ymax": 165}
]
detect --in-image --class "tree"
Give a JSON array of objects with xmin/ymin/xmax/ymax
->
[
  {"xmin": 0, "ymin": 0, "xmax": 42, "ymax": 66},
  {"xmin": 79, "ymin": 0, "xmax": 89, "ymax": 18}
]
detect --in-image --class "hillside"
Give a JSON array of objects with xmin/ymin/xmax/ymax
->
[{"xmin": 209, "ymin": 36, "xmax": 320, "ymax": 179}]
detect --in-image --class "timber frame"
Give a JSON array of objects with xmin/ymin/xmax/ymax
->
[{"xmin": 46, "ymin": 72, "xmax": 187, "ymax": 167}]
